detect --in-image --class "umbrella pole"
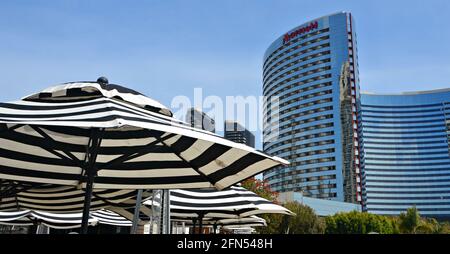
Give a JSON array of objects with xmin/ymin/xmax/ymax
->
[
  {"xmin": 159, "ymin": 190, "xmax": 164, "ymax": 234},
  {"xmin": 131, "ymin": 189, "xmax": 143, "ymax": 234},
  {"xmin": 80, "ymin": 170, "xmax": 95, "ymax": 234},
  {"xmin": 149, "ymin": 190, "xmax": 154, "ymax": 234},
  {"xmin": 161, "ymin": 190, "xmax": 171, "ymax": 234},
  {"xmin": 192, "ymin": 218, "xmax": 197, "ymax": 234},
  {"xmin": 80, "ymin": 128, "xmax": 102, "ymax": 234},
  {"xmin": 213, "ymin": 223, "xmax": 217, "ymax": 234},
  {"xmin": 198, "ymin": 214, "xmax": 203, "ymax": 235}
]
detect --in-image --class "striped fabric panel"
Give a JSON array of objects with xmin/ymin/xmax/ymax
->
[
  {"xmin": 30, "ymin": 210, "xmax": 98, "ymax": 229},
  {"xmin": 0, "ymin": 210, "xmax": 31, "ymax": 221},
  {"xmin": 142, "ymin": 186, "xmax": 293, "ymax": 219},
  {"xmin": 0, "ymin": 185, "xmax": 151, "ymax": 213},
  {"xmin": 91, "ymin": 209, "xmax": 132, "ymax": 226},
  {"xmin": 22, "ymin": 82, "xmax": 173, "ymax": 117},
  {"xmin": 0, "ymin": 209, "xmax": 132, "ymax": 228},
  {"xmin": 0, "ymin": 217, "xmax": 33, "ymax": 226}
]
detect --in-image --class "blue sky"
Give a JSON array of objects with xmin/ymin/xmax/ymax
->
[{"xmin": 1, "ymin": 0, "xmax": 449, "ymax": 149}]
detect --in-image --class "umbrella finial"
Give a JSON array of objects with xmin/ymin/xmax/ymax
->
[{"xmin": 97, "ymin": 76, "xmax": 109, "ymax": 85}]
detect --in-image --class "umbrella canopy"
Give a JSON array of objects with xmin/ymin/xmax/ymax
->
[
  {"xmin": 147, "ymin": 186, "xmax": 294, "ymax": 219},
  {"xmin": 0, "ymin": 80, "xmax": 288, "ymax": 190},
  {"xmin": 0, "ymin": 184, "xmax": 151, "ymax": 213},
  {"xmin": 90, "ymin": 209, "xmax": 132, "ymax": 227},
  {"xmin": 0, "ymin": 210, "xmax": 98, "ymax": 229},
  {"xmin": 0, "ymin": 209, "xmax": 131, "ymax": 229},
  {"xmin": 0, "ymin": 210, "xmax": 31, "ymax": 226},
  {"xmin": 0, "ymin": 209, "xmax": 265, "ymax": 231},
  {"xmin": 113, "ymin": 186, "xmax": 293, "ymax": 222}
]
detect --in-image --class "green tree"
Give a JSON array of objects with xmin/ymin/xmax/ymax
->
[
  {"xmin": 279, "ymin": 202, "xmax": 325, "ymax": 234},
  {"xmin": 325, "ymin": 211, "xmax": 395, "ymax": 234},
  {"xmin": 256, "ymin": 213, "xmax": 284, "ymax": 234},
  {"xmin": 398, "ymin": 206, "xmax": 420, "ymax": 234},
  {"xmin": 415, "ymin": 218, "xmax": 440, "ymax": 234},
  {"xmin": 437, "ymin": 221, "xmax": 450, "ymax": 234},
  {"xmin": 242, "ymin": 179, "xmax": 324, "ymax": 234}
]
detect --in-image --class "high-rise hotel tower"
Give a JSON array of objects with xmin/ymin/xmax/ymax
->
[
  {"xmin": 361, "ymin": 89, "xmax": 450, "ymax": 218},
  {"xmin": 262, "ymin": 12, "xmax": 363, "ymax": 204}
]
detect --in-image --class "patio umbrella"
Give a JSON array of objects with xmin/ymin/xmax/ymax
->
[
  {"xmin": 0, "ymin": 184, "xmax": 151, "ymax": 213},
  {"xmin": 0, "ymin": 209, "xmax": 132, "ymax": 230},
  {"xmin": 1, "ymin": 209, "xmax": 265, "ymax": 233},
  {"xmin": 0, "ymin": 210, "xmax": 98, "ymax": 229},
  {"xmin": 108, "ymin": 207, "xmax": 268, "ymax": 234},
  {"xmin": 131, "ymin": 185, "xmax": 293, "ymax": 233},
  {"xmin": 0, "ymin": 78, "xmax": 288, "ymax": 233},
  {"xmin": 163, "ymin": 186, "xmax": 293, "ymax": 233},
  {"xmin": 0, "ymin": 210, "xmax": 32, "ymax": 226},
  {"xmin": 158, "ymin": 186, "xmax": 293, "ymax": 218},
  {"xmin": 215, "ymin": 216, "xmax": 267, "ymax": 229}
]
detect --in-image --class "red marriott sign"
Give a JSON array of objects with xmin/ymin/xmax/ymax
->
[{"xmin": 283, "ymin": 21, "xmax": 319, "ymax": 44}]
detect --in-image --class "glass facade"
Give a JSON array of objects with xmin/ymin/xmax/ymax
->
[
  {"xmin": 278, "ymin": 192, "xmax": 361, "ymax": 216},
  {"xmin": 262, "ymin": 12, "xmax": 362, "ymax": 204},
  {"xmin": 361, "ymin": 89, "xmax": 450, "ymax": 218}
]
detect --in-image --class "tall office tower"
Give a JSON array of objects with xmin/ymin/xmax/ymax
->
[
  {"xmin": 361, "ymin": 89, "xmax": 450, "ymax": 219},
  {"xmin": 224, "ymin": 120, "xmax": 255, "ymax": 148},
  {"xmin": 262, "ymin": 12, "xmax": 362, "ymax": 204},
  {"xmin": 185, "ymin": 107, "xmax": 215, "ymax": 133}
]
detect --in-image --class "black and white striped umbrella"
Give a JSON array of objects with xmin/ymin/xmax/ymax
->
[
  {"xmin": 0, "ymin": 210, "xmax": 98, "ymax": 229},
  {"xmin": 150, "ymin": 186, "xmax": 294, "ymax": 219},
  {"xmin": 0, "ymin": 184, "xmax": 151, "ymax": 213},
  {"xmin": 0, "ymin": 80, "xmax": 287, "ymax": 190},
  {"xmin": 114, "ymin": 186, "xmax": 292, "ymax": 221},
  {"xmin": 219, "ymin": 216, "xmax": 267, "ymax": 228},
  {"xmin": 0, "ymin": 79, "xmax": 288, "ymax": 233},
  {"xmin": 0, "ymin": 209, "xmax": 132, "ymax": 229},
  {"xmin": 0, "ymin": 210, "xmax": 32, "ymax": 226},
  {"xmin": 0, "ymin": 209, "xmax": 265, "ymax": 232}
]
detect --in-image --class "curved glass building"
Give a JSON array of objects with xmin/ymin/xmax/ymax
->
[
  {"xmin": 361, "ymin": 89, "xmax": 450, "ymax": 218},
  {"xmin": 262, "ymin": 12, "xmax": 363, "ymax": 204}
]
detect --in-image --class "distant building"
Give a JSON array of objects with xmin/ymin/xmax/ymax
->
[
  {"xmin": 262, "ymin": 12, "xmax": 362, "ymax": 204},
  {"xmin": 185, "ymin": 107, "xmax": 215, "ymax": 133},
  {"xmin": 224, "ymin": 120, "xmax": 255, "ymax": 148},
  {"xmin": 361, "ymin": 89, "xmax": 450, "ymax": 219},
  {"xmin": 278, "ymin": 191, "xmax": 361, "ymax": 216}
]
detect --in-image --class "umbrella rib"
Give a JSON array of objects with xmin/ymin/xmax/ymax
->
[
  {"xmin": 89, "ymin": 190, "xmax": 143, "ymax": 209},
  {"xmin": 30, "ymin": 125, "xmax": 82, "ymax": 167},
  {"xmin": 80, "ymin": 127, "xmax": 103, "ymax": 234},
  {"xmin": 88, "ymin": 193, "xmax": 120, "ymax": 208},
  {"xmin": 0, "ymin": 181, "xmax": 16, "ymax": 198},
  {"xmin": 0, "ymin": 124, "xmax": 79, "ymax": 168},
  {"xmin": 0, "ymin": 123, "xmax": 24, "ymax": 134},
  {"xmin": 13, "ymin": 183, "xmax": 20, "ymax": 211},
  {"xmin": 0, "ymin": 182, "xmax": 45, "ymax": 199},
  {"xmin": 155, "ymin": 136, "xmax": 218, "ymax": 187},
  {"xmin": 99, "ymin": 133, "xmax": 177, "ymax": 170}
]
